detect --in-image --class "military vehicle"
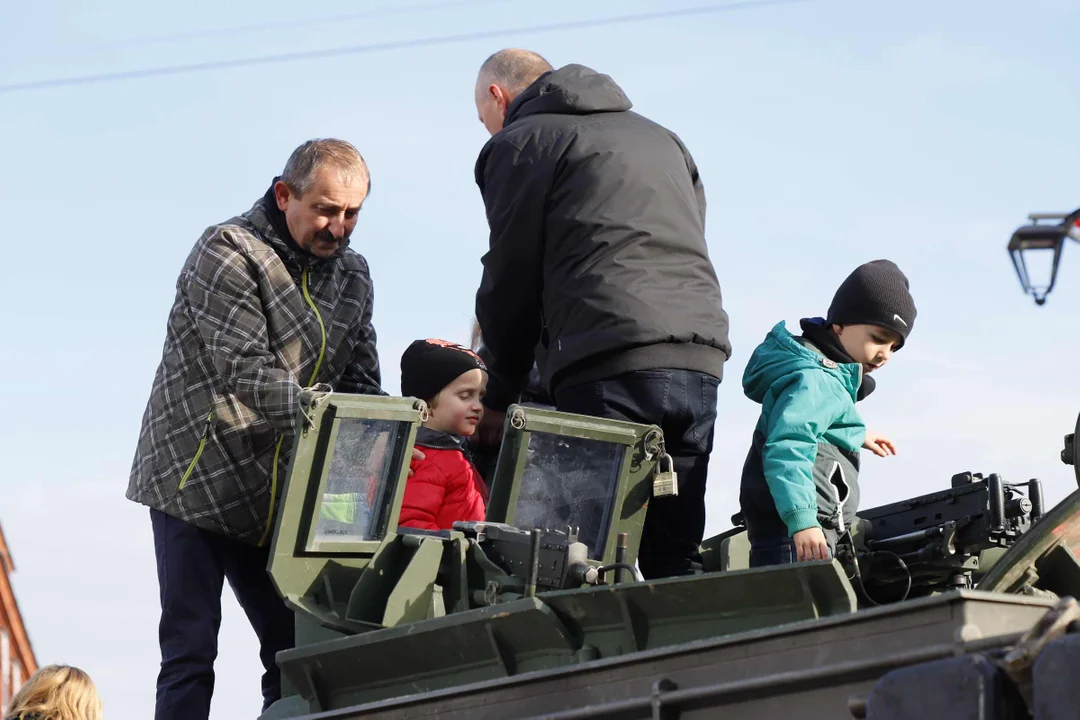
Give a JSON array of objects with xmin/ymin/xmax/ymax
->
[{"xmin": 258, "ymin": 390, "xmax": 1080, "ymax": 720}]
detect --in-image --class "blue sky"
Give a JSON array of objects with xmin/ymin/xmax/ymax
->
[{"xmin": 1, "ymin": 0, "xmax": 1078, "ymax": 718}]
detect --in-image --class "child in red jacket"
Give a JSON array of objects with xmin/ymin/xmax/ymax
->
[{"xmin": 398, "ymin": 338, "xmax": 490, "ymax": 531}]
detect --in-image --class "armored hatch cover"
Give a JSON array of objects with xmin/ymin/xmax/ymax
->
[{"xmin": 270, "ymin": 560, "xmax": 857, "ymax": 714}]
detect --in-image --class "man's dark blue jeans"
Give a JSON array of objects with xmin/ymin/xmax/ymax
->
[
  {"xmin": 554, "ymin": 369, "xmax": 720, "ymax": 579},
  {"xmin": 151, "ymin": 508, "xmax": 294, "ymax": 720}
]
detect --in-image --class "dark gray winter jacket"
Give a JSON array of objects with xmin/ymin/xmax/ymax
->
[{"xmin": 474, "ymin": 63, "xmax": 731, "ymax": 408}]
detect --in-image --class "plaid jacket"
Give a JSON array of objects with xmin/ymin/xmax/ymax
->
[{"xmin": 127, "ymin": 193, "xmax": 383, "ymax": 545}]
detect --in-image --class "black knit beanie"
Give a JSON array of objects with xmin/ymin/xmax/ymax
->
[
  {"xmin": 400, "ymin": 339, "xmax": 488, "ymax": 401},
  {"xmin": 826, "ymin": 259, "xmax": 917, "ymax": 348}
]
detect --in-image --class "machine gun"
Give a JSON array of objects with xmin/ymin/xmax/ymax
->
[{"xmin": 842, "ymin": 473, "xmax": 1044, "ymax": 603}]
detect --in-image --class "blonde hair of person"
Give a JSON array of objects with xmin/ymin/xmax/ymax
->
[{"xmin": 5, "ymin": 664, "xmax": 103, "ymax": 720}]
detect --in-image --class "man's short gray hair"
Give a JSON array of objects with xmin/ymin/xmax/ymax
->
[
  {"xmin": 478, "ymin": 48, "xmax": 554, "ymax": 97},
  {"xmin": 281, "ymin": 138, "xmax": 371, "ymax": 197}
]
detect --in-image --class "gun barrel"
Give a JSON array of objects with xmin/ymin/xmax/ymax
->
[{"xmin": 868, "ymin": 525, "xmax": 946, "ymax": 549}]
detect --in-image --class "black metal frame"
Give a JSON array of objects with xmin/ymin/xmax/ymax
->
[{"xmin": 1007, "ymin": 209, "xmax": 1080, "ymax": 305}]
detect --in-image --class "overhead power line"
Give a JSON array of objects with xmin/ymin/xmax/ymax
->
[
  {"xmin": 0, "ymin": 0, "xmax": 515, "ymax": 62},
  {"xmin": 0, "ymin": 0, "xmax": 814, "ymax": 95}
]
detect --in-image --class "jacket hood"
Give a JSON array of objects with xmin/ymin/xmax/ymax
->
[
  {"xmin": 505, "ymin": 64, "xmax": 633, "ymax": 125},
  {"xmin": 743, "ymin": 321, "xmax": 861, "ymax": 404}
]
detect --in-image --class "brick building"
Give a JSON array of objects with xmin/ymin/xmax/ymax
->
[{"xmin": 0, "ymin": 522, "xmax": 37, "ymax": 711}]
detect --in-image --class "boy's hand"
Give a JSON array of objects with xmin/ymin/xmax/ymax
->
[
  {"xmin": 863, "ymin": 431, "xmax": 897, "ymax": 458},
  {"xmin": 793, "ymin": 527, "xmax": 830, "ymax": 562}
]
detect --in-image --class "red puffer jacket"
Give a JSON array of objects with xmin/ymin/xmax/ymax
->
[{"xmin": 399, "ymin": 428, "xmax": 489, "ymax": 531}]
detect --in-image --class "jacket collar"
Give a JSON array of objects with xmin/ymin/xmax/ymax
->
[
  {"xmin": 764, "ymin": 321, "xmax": 863, "ymax": 402},
  {"xmin": 415, "ymin": 427, "xmax": 470, "ymax": 452},
  {"xmin": 799, "ymin": 317, "xmax": 876, "ymax": 400}
]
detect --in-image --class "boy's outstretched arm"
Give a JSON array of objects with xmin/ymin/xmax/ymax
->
[{"xmin": 760, "ymin": 371, "xmax": 849, "ymax": 547}]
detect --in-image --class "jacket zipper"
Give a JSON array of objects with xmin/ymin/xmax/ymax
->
[
  {"xmin": 177, "ymin": 412, "xmax": 215, "ymax": 491},
  {"xmin": 258, "ymin": 265, "xmax": 327, "ymax": 546},
  {"xmin": 829, "ymin": 460, "xmax": 848, "ymax": 534}
]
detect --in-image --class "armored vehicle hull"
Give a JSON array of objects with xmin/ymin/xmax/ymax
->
[
  {"xmin": 284, "ymin": 591, "xmax": 1066, "ymax": 720},
  {"xmin": 260, "ymin": 394, "xmax": 1080, "ymax": 720}
]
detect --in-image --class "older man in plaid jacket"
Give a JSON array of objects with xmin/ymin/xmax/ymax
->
[{"xmin": 127, "ymin": 138, "xmax": 385, "ymax": 720}]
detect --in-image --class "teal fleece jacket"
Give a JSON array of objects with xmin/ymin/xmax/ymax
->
[{"xmin": 743, "ymin": 321, "xmax": 866, "ymax": 535}]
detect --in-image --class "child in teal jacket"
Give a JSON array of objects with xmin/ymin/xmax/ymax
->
[{"xmin": 739, "ymin": 260, "xmax": 917, "ymax": 566}]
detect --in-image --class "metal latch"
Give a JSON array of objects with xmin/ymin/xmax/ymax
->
[{"xmin": 298, "ymin": 383, "xmax": 335, "ymax": 433}]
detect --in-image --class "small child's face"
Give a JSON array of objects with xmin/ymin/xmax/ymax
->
[
  {"xmin": 832, "ymin": 323, "xmax": 903, "ymax": 374},
  {"xmin": 427, "ymin": 369, "xmax": 488, "ymax": 436}
]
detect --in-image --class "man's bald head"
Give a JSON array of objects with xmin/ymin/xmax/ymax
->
[
  {"xmin": 478, "ymin": 49, "xmax": 553, "ymax": 96},
  {"xmin": 474, "ymin": 49, "xmax": 554, "ymax": 136}
]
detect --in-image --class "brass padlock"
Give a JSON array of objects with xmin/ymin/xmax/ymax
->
[{"xmin": 653, "ymin": 453, "xmax": 678, "ymax": 497}]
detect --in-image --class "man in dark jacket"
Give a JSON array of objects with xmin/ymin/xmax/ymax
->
[
  {"xmin": 471, "ymin": 49, "xmax": 732, "ymax": 579},
  {"xmin": 127, "ymin": 139, "xmax": 386, "ymax": 720}
]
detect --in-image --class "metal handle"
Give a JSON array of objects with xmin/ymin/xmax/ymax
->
[
  {"xmin": 614, "ymin": 532, "xmax": 628, "ymax": 584},
  {"xmin": 526, "ymin": 528, "xmax": 541, "ymax": 597},
  {"xmin": 988, "ymin": 474, "xmax": 1005, "ymax": 532},
  {"xmin": 1027, "ymin": 478, "xmax": 1044, "ymax": 520}
]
